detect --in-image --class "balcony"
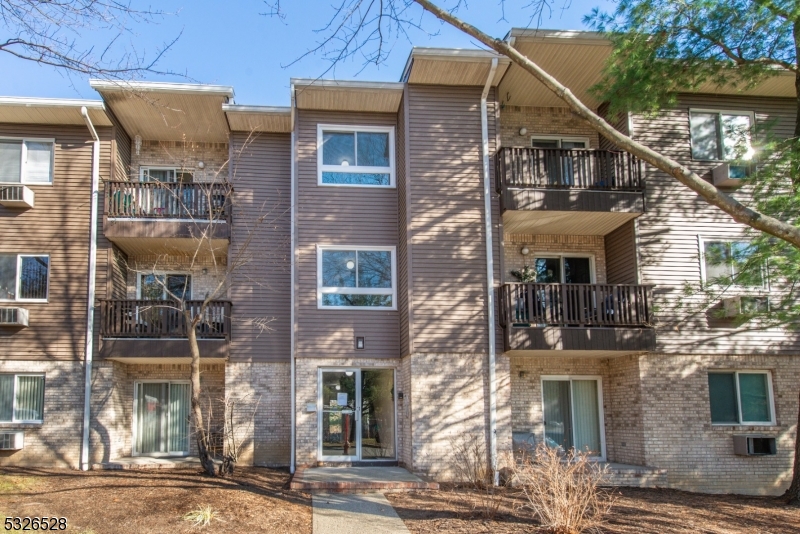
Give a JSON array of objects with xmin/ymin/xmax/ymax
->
[
  {"xmin": 98, "ymin": 299, "xmax": 231, "ymax": 361},
  {"xmin": 103, "ymin": 181, "xmax": 231, "ymax": 256},
  {"xmin": 495, "ymin": 147, "xmax": 645, "ymax": 235},
  {"xmin": 499, "ymin": 283, "xmax": 656, "ymax": 355}
]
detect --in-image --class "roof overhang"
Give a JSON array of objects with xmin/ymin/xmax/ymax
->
[
  {"xmin": 402, "ymin": 47, "xmax": 510, "ymax": 86},
  {"xmin": 500, "ymin": 29, "xmax": 796, "ymax": 109},
  {"xmin": 0, "ymin": 97, "xmax": 112, "ymax": 127},
  {"xmin": 292, "ymin": 79, "xmax": 404, "ymax": 113},
  {"xmin": 90, "ymin": 80, "xmax": 234, "ymax": 142},
  {"xmin": 223, "ymin": 104, "xmax": 292, "ymax": 133}
]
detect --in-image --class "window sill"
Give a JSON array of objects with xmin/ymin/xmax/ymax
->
[
  {"xmin": 707, "ymin": 424, "xmax": 782, "ymax": 431},
  {"xmin": 0, "ymin": 422, "xmax": 44, "ymax": 428},
  {"xmin": 0, "ymin": 182, "xmax": 53, "ymax": 187}
]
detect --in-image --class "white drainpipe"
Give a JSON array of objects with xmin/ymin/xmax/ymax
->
[
  {"xmin": 289, "ymin": 84, "xmax": 297, "ymax": 474},
  {"xmin": 481, "ymin": 58, "xmax": 499, "ymax": 486},
  {"xmin": 80, "ymin": 106, "xmax": 100, "ymax": 471}
]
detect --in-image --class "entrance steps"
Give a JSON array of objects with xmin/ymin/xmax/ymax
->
[
  {"xmin": 92, "ymin": 456, "xmax": 215, "ymax": 470},
  {"xmin": 290, "ymin": 466, "xmax": 439, "ymax": 493}
]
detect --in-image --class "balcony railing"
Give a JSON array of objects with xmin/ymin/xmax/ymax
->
[
  {"xmin": 105, "ymin": 181, "xmax": 231, "ymax": 220},
  {"xmin": 499, "ymin": 283, "xmax": 653, "ymax": 328},
  {"xmin": 495, "ymin": 147, "xmax": 643, "ymax": 191},
  {"xmin": 100, "ymin": 299, "xmax": 232, "ymax": 339}
]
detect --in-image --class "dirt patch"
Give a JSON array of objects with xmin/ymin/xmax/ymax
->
[
  {"xmin": 0, "ymin": 467, "xmax": 311, "ymax": 534},
  {"xmin": 387, "ymin": 485, "xmax": 800, "ymax": 534}
]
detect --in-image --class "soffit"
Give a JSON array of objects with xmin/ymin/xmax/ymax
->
[
  {"xmin": 0, "ymin": 98, "xmax": 112, "ymax": 127},
  {"xmin": 109, "ymin": 236, "xmax": 229, "ymax": 258},
  {"xmin": 404, "ymin": 49, "xmax": 510, "ymax": 86},
  {"xmin": 505, "ymin": 349, "xmax": 646, "ymax": 358},
  {"xmin": 223, "ymin": 105, "xmax": 292, "ymax": 133},
  {"xmin": 90, "ymin": 81, "xmax": 233, "ymax": 142},
  {"xmin": 107, "ymin": 357, "xmax": 227, "ymax": 365},
  {"xmin": 293, "ymin": 80, "xmax": 404, "ymax": 113},
  {"xmin": 502, "ymin": 209, "xmax": 639, "ymax": 236}
]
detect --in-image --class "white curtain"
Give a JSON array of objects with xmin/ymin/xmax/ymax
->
[
  {"xmin": 0, "ymin": 375, "xmax": 14, "ymax": 421},
  {"xmin": 0, "ymin": 141, "xmax": 21, "ymax": 183},
  {"xmin": 24, "ymin": 142, "xmax": 53, "ymax": 183},
  {"xmin": 571, "ymin": 380, "xmax": 601, "ymax": 455},
  {"xmin": 168, "ymin": 384, "xmax": 191, "ymax": 453}
]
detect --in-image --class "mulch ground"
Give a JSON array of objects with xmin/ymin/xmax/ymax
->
[
  {"xmin": 387, "ymin": 485, "xmax": 800, "ymax": 534},
  {"xmin": 0, "ymin": 467, "xmax": 311, "ymax": 534}
]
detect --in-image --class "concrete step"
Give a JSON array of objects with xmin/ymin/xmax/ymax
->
[{"xmin": 290, "ymin": 466, "xmax": 439, "ymax": 493}]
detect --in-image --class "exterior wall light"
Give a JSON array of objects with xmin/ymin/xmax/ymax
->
[
  {"xmin": 520, "ymin": 246, "xmax": 530, "ymax": 256},
  {"xmin": 355, "ymin": 336, "xmax": 365, "ymax": 350},
  {"xmin": 519, "ymin": 127, "xmax": 528, "ymax": 136},
  {"xmin": 134, "ymin": 134, "xmax": 142, "ymax": 156},
  {"xmin": 197, "ymin": 161, "xmax": 205, "ymax": 169}
]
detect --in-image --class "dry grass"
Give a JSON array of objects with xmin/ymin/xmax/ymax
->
[
  {"xmin": 182, "ymin": 505, "xmax": 222, "ymax": 528},
  {"xmin": 448, "ymin": 434, "xmax": 505, "ymax": 520}
]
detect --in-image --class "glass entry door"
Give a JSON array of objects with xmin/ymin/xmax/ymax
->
[
  {"xmin": 134, "ymin": 382, "xmax": 191, "ymax": 456},
  {"xmin": 319, "ymin": 369, "xmax": 396, "ymax": 461},
  {"xmin": 542, "ymin": 377, "xmax": 604, "ymax": 459}
]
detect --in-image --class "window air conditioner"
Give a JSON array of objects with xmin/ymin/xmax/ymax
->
[
  {"xmin": 712, "ymin": 162, "xmax": 751, "ymax": 188},
  {"xmin": 0, "ymin": 308, "xmax": 29, "ymax": 327},
  {"xmin": 721, "ymin": 296, "xmax": 768, "ymax": 318},
  {"xmin": 0, "ymin": 185, "xmax": 35, "ymax": 209},
  {"xmin": 0, "ymin": 432, "xmax": 24, "ymax": 450},
  {"xmin": 733, "ymin": 435, "xmax": 776, "ymax": 456}
]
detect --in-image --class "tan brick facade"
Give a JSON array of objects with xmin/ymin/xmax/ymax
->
[
  {"xmin": 128, "ymin": 140, "xmax": 229, "ymax": 183},
  {"xmin": 503, "ymin": 234, "xmax": 607, "ymax": 284},
  {"xmin": 499, "ymin": 106, "xmax": 601, "ymax": 148},
  {"xmin": 124, "ymin": 256, "xmax": 228, "ymax": 301}
]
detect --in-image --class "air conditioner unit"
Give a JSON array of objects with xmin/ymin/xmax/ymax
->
[
  {"xmin": 733, "ymin": 435, "xmax": 776, "ymax": 456},
  {"xmin": 0, "ymin": 308, "xmax": 29, "ymax": 327},
  {"xmin": 712, "ymin": 162, "xmax": 751, "ymax": 188},
  {"xmin": 0, "ymin": 185, "xmax": 34, "ymax": 209},
  {"xmin": 0, "ymin": 432, "xmax": 24, "ymax": 450},
  {"xmin": 721, "ymin": 296, "xmax": 768, "ymax": 318}
]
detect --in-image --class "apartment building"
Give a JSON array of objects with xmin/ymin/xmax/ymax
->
[{"xmin": 0, "ymin": 29, "xmax": 797, "ymax": 496}]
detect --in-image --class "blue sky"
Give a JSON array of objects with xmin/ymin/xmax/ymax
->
[{"xmin": 0, "ymin": 0, "xmax": 614, "ymax": 106}]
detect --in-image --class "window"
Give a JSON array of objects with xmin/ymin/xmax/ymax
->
[
  {"xmin": 138, "ymin": 274, "xmax": 192, "ymax": 300},
  {"xmin": 139, "ymin": 167, "xmax": 193, "ymax": 183},
  {"xmin": 0, "ymin": 374, "xmax": 45, "ymax": 423},
  {"xmin": 530, "ymin": 136, "xmax": 589, "ymax": 149},
  {"xmin": 690, "ymin": 110, "xmax": 755, "ymax": 176},
  {"xmin": 708, "ymin": 371, "xmax": 774, "ymax": 425},
  {"xmin": 542, "ymin": 376, "xmax": 605, "ymax": 459},
  {"xmin": 532, "ymin": 255, "xmax": 594, "ymax": 284},
  {"xmin": 0, "ymin": 138, "xmax": 54, "ymax": 184},
  {"xmin": 317, "ymin": 246, "xmax": 396, "ymax": 309},
  {"xmin": 0, "ymin": 254, "xmax": 49, "ymax": 301},
  {"xmin": 699, "ymin": 238, "xmax": 763, "ymax": 287},
  {"xmin": 318, "ymin": 125, "xmax": 395, "ymax": 187}
]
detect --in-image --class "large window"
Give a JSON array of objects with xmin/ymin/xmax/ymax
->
[
  {"xmin": 138, "ymin": 274, "xmax": 192, "ymax": 300},
  {"xmin": 0, "ymin": 138, "xmax": 54, "ymax": 184},
  {"xmin": 139, "ymin": 167, "xmax": 193, "ymax": 183},
  {"xmin": 0, "ymin": 254, "xmax": 49, "ymax": 302},
  {"xmin": 0, "ymin": 375, "xmax": 45, "ymax": 423},
  {"xmin": 542, "ymin": 376, "xmax": 605, "ymax": 459},
  {"xmin": 530, "ymin": 136, "xmax": 589, "ymax": 149},
  {"xmin": 708, "ymin": 371, "xmax": 774, "ymax": 425},
  {"xmin": 699, "ymin": 238, "xmax": 763, "ymax": 287},
  {"xmin": 532, "ymin": 255, "xmax": 594, "ymax": 284},
  {"xmin": 318, "ymin": 125, "xmax": 395, "ymax": 187},
  {"xmin": 690, "ymin": 110, "xmax": 755, "ymax": 177},
  {"xmin": 317, "ymin": 246, "xmax": 396, "ymax": 309}
]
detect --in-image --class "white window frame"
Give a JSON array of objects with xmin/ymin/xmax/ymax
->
[
  {"xmin": 530, "ymin": 135, "xmax": 591, "ymax": 148},
  {"xmin": 0, "ymin": 253, "xmax": 50, "ymax": 303},
  {"xmin": 0, "ymin": 137, "xmax": 55, "ymax": 185},
  {"xmin": 131, "ymin": 379, "xmax": 192, "ymax": 457},
  {"xmin": 688, "ymin": 109, "xmax": 756, "ymax": 162},
  {"xmin": 317, "ymin": 245, "xmax": 397, "ymax": 310},
  {"xmin": 708, "ymin": 370, "xmax": 776, "ymax": 426},
  {"xmin": 540, "ymin": 375, "xmax": 607, "ymax": 461},
  {"xmin": 138, "ymin": 166, "xmax": 194, "ymax": 182},
  {"xmin": 697, "ymin": 235, "xmax": 767, "ymax": 289},
  {"xmin": 0, "ymin": 373, "xmax": 45, "ymax": 424},
  {"xmin": 317, "ymin": 124, "xmax": 396, "ymax": 188},
  {"xmin": 136, "ymin": 272, "xmax": 193, "ymax": 300},
  {"xmin": 531, "ymin": 253, "xmax": 596, "ymax": 284}
]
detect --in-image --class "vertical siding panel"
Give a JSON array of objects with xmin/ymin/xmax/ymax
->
[{"xmin": 605, "ymin": 220, "xmax": 638, "ymax": 284}]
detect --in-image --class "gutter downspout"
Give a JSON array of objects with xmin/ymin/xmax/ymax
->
[
  {"xmin": 80, "ymin": 106, "xmax": 100, "ymax": 471},
  {"xmin": 290, "ymin": 84, "xmax": 297, "ymax": 474},
  {"xmin": 481, "ymin": 58, "xmax": 499, "ymax": 486}
]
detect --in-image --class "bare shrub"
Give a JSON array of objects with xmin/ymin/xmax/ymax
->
[
  {"xmin": 510, "ymin": 443, "xmax": 614, "ymax": 534},
  {"xmin": 448, "ymin": 434, "xmax": 504, "ymax": 520}
]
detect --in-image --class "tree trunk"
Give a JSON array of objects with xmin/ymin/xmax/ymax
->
[
  {"xmin": 187, "ymin": 310, "xmax": 216, "ymax": 476},
  {"xmin": 783, "ymin": 388, "xmax": 800, "ymax": 505}
]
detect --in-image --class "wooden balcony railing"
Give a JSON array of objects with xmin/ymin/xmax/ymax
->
[
  {"xmin": 499, "ymin": 283, "xmax": 653, "ymax": 328},
  {"xmin": 495, "ymin": 147, "xmax": 643, "ymax": 191},
  {"xmin": 100, "ymin": 299, "xmax": 232, "ymax": 339},
  {"xmin": 105, "ymin": 181, "xmax": 231, "ymax": 221}
]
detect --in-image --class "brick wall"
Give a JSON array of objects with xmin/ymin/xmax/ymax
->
[
  {"xmin": 504, "ymin": 234, "xmax": 607, "ymax": 284},
  {"xmin": 499, "ymin": 106, "xmax": 601, "ymax": 148},
  {"xmin": 127, "ymin": 140, "xmax": 229, "ymax": 183},
  {"xmin": 124, "ymin": 256, "xmax": 229, "ymax": 300},
  {"xmin": 0, "ymin": 361, "xmax": 84, "ymax": 468}
]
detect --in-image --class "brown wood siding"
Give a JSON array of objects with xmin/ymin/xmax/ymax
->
[
  {"xmin": 406, "ymin": 85, "xmax": 500, "ymax": 354},
  {"xmin": 397, "ymin": 95, "xmax": 411, "ymax": 357},
  {"xmin": 0, "ymin": 123, "xmax": 113, "ymax": 361},
  {"xmin": 110, "ymin": 110, "xmax": 131, "ymax": 181},
  {"xmin": 605, "ymin": 220, "xmax": 638, "ymax": 284},
  {"xmin": 598, "ymin": 103, "xmax": 630, "ymax": 151},
  {"xmin": 634, "ymin": 94, "xmax": 800, "ymax": 354},
  {"xmin": 295, "ymin": 110, "xmax": 400, "ymax": 359},
  {"xmin": 229, "ymin": 132, "xmax": 292, "ymax": 362},
  {"xmin": 109, "ymin": 246, "xmax": 128, "ymax": 299}
]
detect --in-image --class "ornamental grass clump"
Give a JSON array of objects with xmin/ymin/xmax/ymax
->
[{"xmin": 512, "ymin": 444, "xmax": 614, "ymax": 534}]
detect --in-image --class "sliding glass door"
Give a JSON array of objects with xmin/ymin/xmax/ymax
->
[
  {"xmin": 542, "ymin": 377, "xmax": 605, "ymax": 459},
  {"xmin": 134, "ymin": 382, "xmax": 191, "ymax": 456}
]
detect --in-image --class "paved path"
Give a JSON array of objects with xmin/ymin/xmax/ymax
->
[{"xmin": 312, "ymin": 492, "xmax": 410, "ymax": 534}]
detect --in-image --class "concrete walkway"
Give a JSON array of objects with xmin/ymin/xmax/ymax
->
[
  {"xmin": 312, "ymin": 492, "xmax": 410, "ymax": 534},
  {"xmin": 292, "ymin": 466, "xmax": 438, "ymax": 491}
]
